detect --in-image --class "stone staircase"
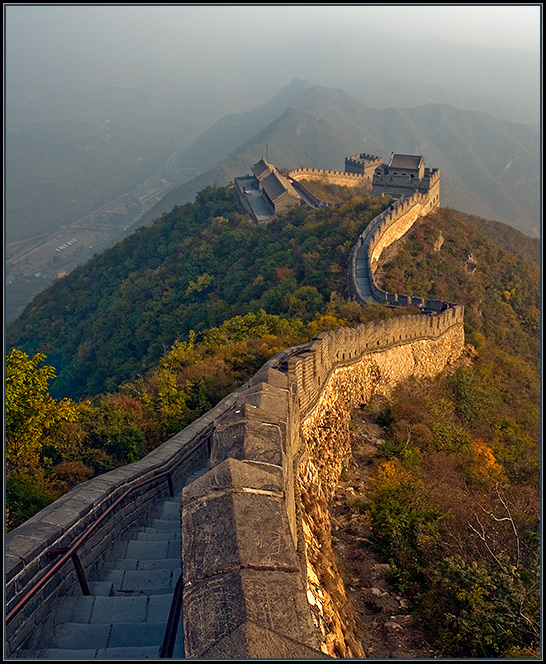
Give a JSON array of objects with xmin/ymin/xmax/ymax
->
[{"xmin": 14, "ymin": 466, "xmax": 207, "ymax": 660}]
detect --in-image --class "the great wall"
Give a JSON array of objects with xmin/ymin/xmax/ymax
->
[{"xmin": 5, "ymin": 151, "xmax": 465, "ymax": 659}]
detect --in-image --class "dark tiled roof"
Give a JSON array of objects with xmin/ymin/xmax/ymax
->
[
  {"xmin": 261, "ymin": 171, "xmax": 299, "ymax": 202},
  {"xmin": 388, "ymin": 154, "xmax": 424, "ymax": 170},
  {"xmin": 252, "ymin": 158, "xmax": 275, "ymax": 180}
]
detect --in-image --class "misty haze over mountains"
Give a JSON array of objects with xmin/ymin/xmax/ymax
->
[
  {"xmin": 145, "ymin": 79, "xmax": 539, "ymax": 235},
  {"xmin": 4, "ymin": 5, "xmax": 541, "ymax": 321}
]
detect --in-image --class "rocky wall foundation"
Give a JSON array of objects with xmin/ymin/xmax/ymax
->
[{"xmin": 298, "ymin": 326, "xmax": 465, "ymax": 656}]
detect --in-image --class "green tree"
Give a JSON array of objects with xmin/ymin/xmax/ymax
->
[
  {"xmin": 5, "ymin": 349, "xmax": 76, "ymax": 472},
  {"xmin": 78, "ymin": 395, "xmax": 148, "ymax": 465},
  {"xmin": 287, "ymin": 286, "xmax": 324, "ymax": 318}
]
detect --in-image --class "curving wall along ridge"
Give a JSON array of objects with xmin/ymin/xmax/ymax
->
[
  {"xmin": 181, "ymin": 178, "xmax": 456, "ymax": 658},
  {"xmin": 180, "ymin": 306, "xmax": 464, "ymax": 658},
  {"xmin": 296, "ymin": 311, "xmax": 464, "ymax": 654},
  {"xmin": 349, "ymin": 191, "xmax": 446, "ymax": 309},
  {"xmin": 5, "ymin": 182, "xmax": 463, "ymax": 659}
]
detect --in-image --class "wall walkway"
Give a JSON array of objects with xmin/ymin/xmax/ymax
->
[
  {"xmin": 288, "ymin": 167, "xmax": 372, "ymax": 189},
  {"xmin": 349, "ymin": 192, "xmax": 445, "ymax": 309},
  {"xmin": 5, "ymin": 182, "xmax": 462, "ymax": 659}
]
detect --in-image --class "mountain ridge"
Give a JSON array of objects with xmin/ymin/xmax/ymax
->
[
  {"xmin": 143, "ymin": 82, "xmax": 539, "ymax": 237},
  {"xmin": 5, "ymin": 79, "xmax": 539, "ymax": 324}
]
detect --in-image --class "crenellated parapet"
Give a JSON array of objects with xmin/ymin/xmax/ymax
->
[
  {"xmin": 288, "ymin": 307, "xmax": 464, "ymax": 418},
  {"xmin": 180, "ymin": 303, "xmax": 464, "ymax": 658},
  {"xmin": 6, "ymin": 306, "xmax": 464, "ymax": 659},
  {"xmin": 287, "ymin": 166, "xmax": 373, "ymax": 189},
  {"xmin": 345, "ymin": 153, "xmax": 383, "ymax": 176},
  {"xmin": 288, "ymin": 150, "xmax": 439, "ymax": 208},
  {"xmin": 349, "ymin": 190, "xmax": 445, "ymax": 309}
]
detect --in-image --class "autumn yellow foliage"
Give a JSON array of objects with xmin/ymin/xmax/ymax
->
[{"xmin": 469, "ymin": 437, "xmax": 507, "ymax": 486}]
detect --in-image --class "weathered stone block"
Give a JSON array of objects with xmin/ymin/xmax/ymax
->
[
  {"xmin": 234, "ymin": 381, "xmax": 289, "ymax": 419},
  {"xmin": 183, "ymin": 456, "xmax": 283, "ymax": 501},
  {"xmin": 182, "ymin": 462, "xmax": 297, "ymax": 581},
  {"xmin": 196, "ymin": 621, "xmax": 328, "ymax": 659},
  {"xmin": 5, "ymin": 533, "xmax": 51, "ymax": 567},
  {"xmin": 183, "ymin": 568, "xmax": 318, "ymax": 658},
  {"xmin": 5, "ymin": 553, "xmax": 24, "ymax": 585},
  {"xmin": 210, "ymin": 404, "xmax": 285, "ymax": 467},
  {"xmin": 249, "ymin": 366, "xmax": 288, "ymax": 390}
]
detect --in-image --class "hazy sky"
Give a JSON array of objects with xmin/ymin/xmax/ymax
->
[
  {"xmin": 6, "ymin": 4, "xmax": 541, "ymax": 55},
  {"xmin": 258, "ymin": 4, "xmax": 542, "ymax": 51},
  {"xmin": 5, "ymin": 3, "xmax": 541, "ymax": 124}
]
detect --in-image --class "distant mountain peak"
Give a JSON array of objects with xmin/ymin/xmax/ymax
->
[
  {"xmin": 155, "ymin": 81, "xmax": 539, "ymax": 238},
  {"xmin": 285, "ymin": 78, "xmax": 313, "ymax": 91}
]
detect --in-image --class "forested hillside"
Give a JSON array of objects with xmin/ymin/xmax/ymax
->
[
  {"xmin": 6, "ymin": 79, "xmax": 539, "ymax": 329},
  {"xmin": 378, "ymin": 207, "xmax": 540, "ymax": 364},
  {"xmin": 6, "ymin": 186, "xmax": 390, "ymax": 399}
]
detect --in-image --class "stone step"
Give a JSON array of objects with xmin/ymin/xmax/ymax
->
[
  {"xmin": 140, "ymin": 524, "xmax": 180, "ymax": 534},
  {"xmin": 14, "ymin": 645, "xmax": 169, "ymax": 659},
  {"xmin": 89, "ymin": 581, "xmax": 114, "ymax": 596},
  {"xmin": 135, "ymin": 530, "xmax": 180, "ymax": 542},
  {"xmin": 46, "ymin": 619, "xmax": 182, "ymax": 650},
  {"xmin": 110, "ymin": 620, "xmax": 182, "ymax": 648},
  {"xmin": 11, "ymin": 464, "xmax": 207, "ymax": 659},
  {"xmin": 100, "ymin": 568, "xmax": 178, "ymax": 595},
  {"xmin": 101, "ymin": 557, "xmax": 181, "ymax": 573},
  {"xmin": 14, "ymin": 648, "xmax": 100, "ymax": 659},
  {"xmin": 125, "ymin": 539, "xmax": 180, "ymax": 560},
  {"xmin": 109, "ymin": 536, "xmax": 180, "ymax": 561},
  {"xmin": 48, "ymin": 623, "xmax": 111, "ymax": 650},
  {"xmin": 51, "ymin": 591, "xmax": 177, "ymax": 628},
  {"xmin": 147, "ymin": 516, "xmax": 182, "ymax": 530},
  {"xmin": 153, "ymin": 518, "xmax": 180, "ymax": 529},
  {"xmin": 56, "ymin": 595, "xmax": 147, "ymax": 624},
  {"xmin": 158, "ymin": 500, "xmax": 182, "ymax": 516},
  {"xmin": 14, "ymin": 592, "xmax": 184, "ymax": 659},
  {"xmin": 96, "ymin": 645, "xmax": 162, "ymax": 659}
]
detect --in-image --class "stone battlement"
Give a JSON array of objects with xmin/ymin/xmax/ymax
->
[
  {"xmin": 345, "ymin": 153, "xmax": 384, "ymax": 175},
  {"xmin": 180, "ymin": 302, "xmax": 464, "ymax": 657},
  {"xmin": 6, "ymin": 158, "xmax": 457, "ymax": 659},
  {"xmin": 6, "ymin": 310, "xmax": 463, "ymax": 657},
  {"xmin": 346, "ymin": 152, "xmax": 382, "ymax": 162},
  {"xmin": 349, "ymin": 190, "xmax": 443, "ymax": 309},
  {"xmin": 288, "ymin": 149, "xmax": 439, "ymax": 204}
]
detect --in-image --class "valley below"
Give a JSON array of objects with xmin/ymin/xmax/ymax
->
[{"xmin": 5, "ymin": 112, "xmax": 223, "ymax": 322}]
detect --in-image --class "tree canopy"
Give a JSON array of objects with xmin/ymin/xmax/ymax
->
[
  {"xmin": 5, "ymin": 348, "xmax": 76, "ymax": 472},
  {"xmin": 6, "ymin": 187, "xmax": 389, "ymax": 399}
]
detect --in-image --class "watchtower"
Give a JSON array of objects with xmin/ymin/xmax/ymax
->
[{"xmin": 372, "ymin": 152, "xmax": 440, "ymax": 208}]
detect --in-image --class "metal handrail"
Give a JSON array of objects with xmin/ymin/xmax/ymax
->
[
  {"xmin": 5, "ymin": 448, "xmax": 198, "ymax": 626},
  {"xmin": 160, "ymin": 572, "xmax": 185, "ymax": 658}
]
